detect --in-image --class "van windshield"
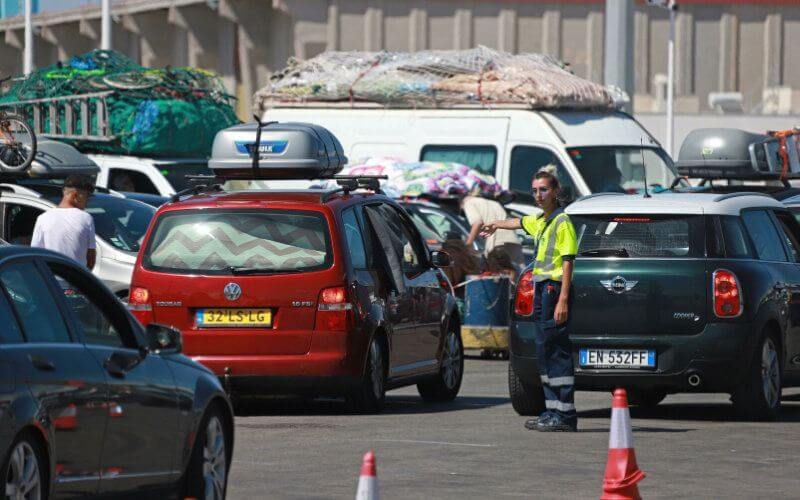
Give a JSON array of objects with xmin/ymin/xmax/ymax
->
[
  {"xmin": 567, "ymin": 147, "xmax": 679, "ymax": 194},
  {"xmin": 143, "ymin": 210, "xmax": 331, "ymax": 275}
]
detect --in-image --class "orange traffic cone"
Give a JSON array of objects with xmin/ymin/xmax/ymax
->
[
  {"xmin": 355, "ymin": 451, "xmax": 378, "ymax": 500},
  {"xmin": 601, "ymin": 389, "xmax": 645, "ymax": 500}
]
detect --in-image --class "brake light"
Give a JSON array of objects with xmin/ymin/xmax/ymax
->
[
  {"xmin": 514, "ymin": 270, "xmax": 534, "ymax": 316},
  {"xmin": 316, "ymin": 286, "xmax": 353, "ymax": 331},
  {"xmin": 128, "ymin": 286, "xmax": 153, "ymax": 325},
  {"xmin": 613, "ymin": 217, "xmax": 652, "ymax": 223},
  {"xmin": 713, "ymin": 269, "xmax": 742, "ymax": 317}
]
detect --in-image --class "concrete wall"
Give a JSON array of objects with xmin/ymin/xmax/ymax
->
[{"xmin": 0, "ymin": 0, "xmax": 796, "ymax": 121}]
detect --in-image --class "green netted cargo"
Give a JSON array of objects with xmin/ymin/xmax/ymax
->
[{"xmin": 0, "ymin": 50, "xmax": 240, "ymax": 158}]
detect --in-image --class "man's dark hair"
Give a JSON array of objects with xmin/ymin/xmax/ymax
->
[
  {"xmin": 63, "ymin": 174, "xmax": 95, "ymax": 194},
  {"xmin": 534, "ymin": 170, "xmax": 560, "ymax": 190}
]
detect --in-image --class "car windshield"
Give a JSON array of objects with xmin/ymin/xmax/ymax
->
[
  {"xmin": 143, "ymin": 209, "xmax": 332, "ymax": 275},
  {"xmin": 567, "ymin": 147, "xmax": 680, "ymax": 194},
  {"xmin": 157, "ymin": 163, "xmax": 212, "ymax": 192},
  {"xmin": 86, "ymin": 196, "xmax": 156, "ymax": 253}
]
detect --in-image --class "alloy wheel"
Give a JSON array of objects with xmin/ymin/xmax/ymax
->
[
  {"xmin": 4, "ymin": 441, "xmax": 41, "ymax": 500},
  {"xmin": 442, "ymin": 331, "xmax": 462, "ymax": 390},
  {"xmin": 202, "ymin": 416, "xmax": 227, "ymax": 500},
  {"xmin": 761, "ymin": 337, "xmax": 780, "ymax": 409},
  {"xmin": 370, "ymin": 340, "xmax": 384, "ymax": 398}
]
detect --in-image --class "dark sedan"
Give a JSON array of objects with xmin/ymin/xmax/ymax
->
[{"xmin": 0, "ymin": 246, "xmax": 233, "ymax": 499}]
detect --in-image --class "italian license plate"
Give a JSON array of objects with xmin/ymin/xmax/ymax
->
[
  {"xmin": 579, "ymin": 349, "xmax": 655, "ymax": 369},
  {"xmin": 196, "ymin": 309, "xmax": 272, "ymax": 328}
]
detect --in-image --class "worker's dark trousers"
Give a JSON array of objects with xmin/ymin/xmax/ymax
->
[{"xmin": 532, "ymin": 280, "xmax": 577, "ymax": 422}]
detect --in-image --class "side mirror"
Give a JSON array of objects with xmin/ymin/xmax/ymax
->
[
  {"xmin": 145, "ymin": 323, "xmax": 182, "ymax": 354},
  {"xmin": 431, "ymin": 250, "xmax": 452, "ymax": 268}
]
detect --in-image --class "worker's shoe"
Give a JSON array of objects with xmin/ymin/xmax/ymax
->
[
  {"xmin": 524, "ymin": 411, "xmax": 554, "ymax": 430},
  {"xmin": 536, "ymin": 415, "xmax": 577, "ymax": 432}
]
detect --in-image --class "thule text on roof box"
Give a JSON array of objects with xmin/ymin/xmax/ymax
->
[
  {"xmin": 676, "ymin": 128, "xmax": 800, "ymax": 180},
  {"xmin": 208, "ymin": 120, "xmax": 347, "ymax": 180}
]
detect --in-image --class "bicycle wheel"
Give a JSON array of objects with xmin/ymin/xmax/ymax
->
[
  {"xmin": 0, "ymin": 113, "xmax": 36, "ymax": 173},
  {"xmin": 103, "ymin": 71, "xmax": 160, "ymax": 90}
]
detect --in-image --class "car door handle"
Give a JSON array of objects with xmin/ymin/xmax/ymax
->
[{"xmin": 29, "ymin": 355, "xmax": 55, "ymax": 371}]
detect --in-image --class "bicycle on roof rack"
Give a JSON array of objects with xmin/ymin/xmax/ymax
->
[{"xmin": 0, "ymin": 110, "xmax": 36, "ymax": 173}]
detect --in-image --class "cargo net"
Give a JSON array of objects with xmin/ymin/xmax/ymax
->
[
  {"xmin": 0, "ymin": 50, "xmax": 239, "ymax": 157},
  {"xmin": 256, "ymin": 46, "xmax": 625, "ymax": 112}
]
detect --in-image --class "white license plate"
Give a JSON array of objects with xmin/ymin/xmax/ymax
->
[{"xmin": 579, "ymin": 349, "xmax": 655, "ymax": 369}]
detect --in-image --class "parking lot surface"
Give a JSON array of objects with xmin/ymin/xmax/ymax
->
[{"xmin": 227, "ymin": 357, "xmax": 800, "ymax": 499}]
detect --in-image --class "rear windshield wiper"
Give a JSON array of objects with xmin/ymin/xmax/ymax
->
[
  {"xmin": 579, "ymin": 248, "xmax": 630, "ymax": 258},
  {"xmin": 228, "ymin": 266, "xmax": 305, "ymax": 275}
]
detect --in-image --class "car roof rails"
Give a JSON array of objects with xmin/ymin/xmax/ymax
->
[
  {"xmin": 321, "ymin": 175, "xmax": 388, "ymax": 203},
  {"xmin": 713, "ymin": 191, "xmax": 775, "ymax": 202},
  {"xmin": 574, "ymin": 192, "xmax": 627, "ymax": 203},
  {"xmin": 170, "ymin": 175, "xmax": 226, "ymax": 203}
]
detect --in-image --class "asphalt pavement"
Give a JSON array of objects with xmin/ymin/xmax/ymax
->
[{"xmin": 227, "ymin": 357, "xmax": 800, "ymax": 499}]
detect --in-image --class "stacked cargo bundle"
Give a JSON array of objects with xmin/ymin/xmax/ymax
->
[
  {"xmin": 0, "ymin": 50, "xmax": 239, "ymax": 158},
  {"xmin": 256, "ymin": 46, "xmax": 624, "ymax": 112}
]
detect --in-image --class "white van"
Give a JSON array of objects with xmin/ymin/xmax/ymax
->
[
  {"xmin": 90, "ymin": 154, "xmax": 211, "ymax": 197},
  {"xmin": 261, "ymin": 106, "xmax": 679, "ymax": 213}
]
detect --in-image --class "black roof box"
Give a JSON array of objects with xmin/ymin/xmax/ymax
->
[{"xmin": 208, "ymin": 121, "xmax": 347, "ymax": 180}]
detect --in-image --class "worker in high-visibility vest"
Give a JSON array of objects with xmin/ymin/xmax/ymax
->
[{"xmin": 481, "ymin": 168, "xmax": 578, "ymax": 432}]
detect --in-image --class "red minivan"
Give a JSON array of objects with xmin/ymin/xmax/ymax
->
[{"xmin": 128, "ymin": 187, "xmax": 463, "ymax": 412}]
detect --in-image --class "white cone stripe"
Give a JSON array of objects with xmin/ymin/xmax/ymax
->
[
  {"xmin": 356, "ymin": 476, "xmax": 378, "ymax": 500},
  {"xmin": 545, "ymin": 400, "xmax": 576, "ymax": 412},
  {"xmin": 608, "ymin": 407, "xmax": 633, "ymax": 449}
]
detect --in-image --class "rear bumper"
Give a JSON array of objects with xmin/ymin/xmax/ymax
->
[{"xmin": 510, "ymin": 319, "xmax": 758, "ymax": 393}]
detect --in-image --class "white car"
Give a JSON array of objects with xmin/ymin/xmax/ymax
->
[
  {"xmin": 0, "ymin": 181, "xmax": 156, "ymax": 299},
  {"xmin": 90, "ymin": 154, "xmax": 211, "ymax": 196}
]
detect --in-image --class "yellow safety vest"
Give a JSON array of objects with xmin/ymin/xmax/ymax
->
[{"xmin": 521, "ymin": 209, "xmax": 578, "ymax": 282}]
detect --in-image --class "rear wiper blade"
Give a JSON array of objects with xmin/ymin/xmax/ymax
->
[
  {"xmin": 228, "ymin": 266, "xmax": 304, "ymax": 275},
  {"xmin": 579, "ymin": 248, "xmax": 630, "ymax": 257}
]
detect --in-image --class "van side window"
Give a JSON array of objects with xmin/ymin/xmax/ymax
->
[
  {"xmin": 718, "ymin": 216, "xmax": 754, "ymax": 259},
  {"xmin": 510, "ymin": 146, "xmax": 576, "ymax": 204},
  {"xmin": 109, "ymin": 169, "xmax": 159, "ymax": 195},
  {"xmin": 342, "ymin": 208, "xmax": 368, "ymax": 269},
  {"xmin": 420, "ymin": 145, "xmax": 497, "ymax": 176},
  {"xmin": 741, "ymin": 210, "xmax": 787, "ymax": 262}
]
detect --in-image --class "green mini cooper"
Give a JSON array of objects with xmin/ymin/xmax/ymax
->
[{"xmin": 509, "ymin": 191, "xmax": 800, "ymax": 420}]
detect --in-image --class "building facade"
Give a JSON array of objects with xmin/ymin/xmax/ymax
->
[{"xmin": 0, "ymin": 0, "xmax": 796, "ymax": 122}]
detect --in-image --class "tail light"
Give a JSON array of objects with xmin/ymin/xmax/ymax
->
[
  {"xmin": 514, "ymin": 270, "xmax": 534, "ymax": 316},
  {"xmin": 713, "ymin": 269, "xmax": 742, "ymax": 318},
  {"xmin": 128, "ymin": 286, "xmax": 153, "ymax": 325},
  {"xmin": 316, "ymin": 286, "xmax": 353, "ymax": 331}
]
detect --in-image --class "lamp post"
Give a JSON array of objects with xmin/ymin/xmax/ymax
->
[
  {"xmin": 23, "ymin": 0, "xmax": 33, "ymax": 75},
  {"xmin": 647, "ymin": 0, "xmax": 677, "ymax": 157},
  {"xmin": 101, "ymin": 0, "xmax": 112, "ymax": 50}
]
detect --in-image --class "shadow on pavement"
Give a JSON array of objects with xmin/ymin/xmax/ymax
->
[
  {"xmin": 577, "ymin": 401, "xmax": 800, "ymax": 423},
  {"xmin": 234, "ymin": 395, "xmax": 510, "ymax": 417}
]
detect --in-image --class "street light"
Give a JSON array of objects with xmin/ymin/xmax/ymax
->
[{"xmin": 647, "ymin": 0, "xmax": 677, "ymax": 158}]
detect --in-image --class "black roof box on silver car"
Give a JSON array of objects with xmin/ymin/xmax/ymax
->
[
  {"xmin": 676, "ymin": 127, "xmax": 800, "ymax": 180},
  {"xmin": 0, "ymin": 138, "xmax": 99, "ymax": 180},
  {"xmin": 208, "ymin": 121, "xmax": 347, "ymax": 180}
]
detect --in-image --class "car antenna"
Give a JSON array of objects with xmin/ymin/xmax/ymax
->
[{"xmin": 640, "ymin": 139, "xmax": 652, "ymax": 198}]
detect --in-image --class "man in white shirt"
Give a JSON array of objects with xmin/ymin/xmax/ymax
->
[
  {"xmin": 31, "ymin": 174, "xmax": 96, "ymax": 269},
  {"xmin": 462, "ymin": 190, "xmax": 523, "ymax": 269}
]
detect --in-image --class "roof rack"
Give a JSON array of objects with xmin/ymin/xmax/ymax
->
[
  {"xmin": 170, "ymin": 175, "xmax": 226, "ymax": 202},
  {"xmin": 574, "ymin": 192, "xmax": 627, "ymax": 203},
  {"xmin": 713, "ymin": 192, "xmax": 775, "ymax": 202},
  {"xmin": 322, "ymin": 175, "xmax": 388, "ymax": 203}
]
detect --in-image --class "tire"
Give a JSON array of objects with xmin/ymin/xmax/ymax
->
[
  {"xmin": 417, "ymin": 327, "xmax": 464, "ymax": 402},
  {"xmin": 0, "ymin": 113, "xmax": 36, "ymax": 173},
  {"xmin": 2, "ymin": 432, "xmax": 47, "ymax": 500},
  {"xmin": 732, "ymin": 330, "xmax": 782, "ymax": 421},
  {"xmin": 626, "ymin": 389, "xmax": 668, "ymax": 408},
  {"xmin": 183, "ymin": 407, "xmax": 230, "ymax": 500},
  {"xmin": 348, "ymin": 336, "xmax": 386, "ymax": 413},
  {"xmin": 508, "ymin": 361, "xmax": 545, "ymax": 416}
]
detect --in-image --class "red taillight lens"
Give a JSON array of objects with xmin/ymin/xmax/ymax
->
[
  {"xmin": 713, "ymin": 269, "xmax": 742, "ymax": 317},
  {"xmin": 128, "ymin": 286, "xmax": 153, "ymax": 325},
  {"xmin": 316, "ymin": 286, "xmax": 353, "ymax": 331},
  {"xmin": 514, "ymin": 270, "xmax": 534, "ymax": 316}
]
